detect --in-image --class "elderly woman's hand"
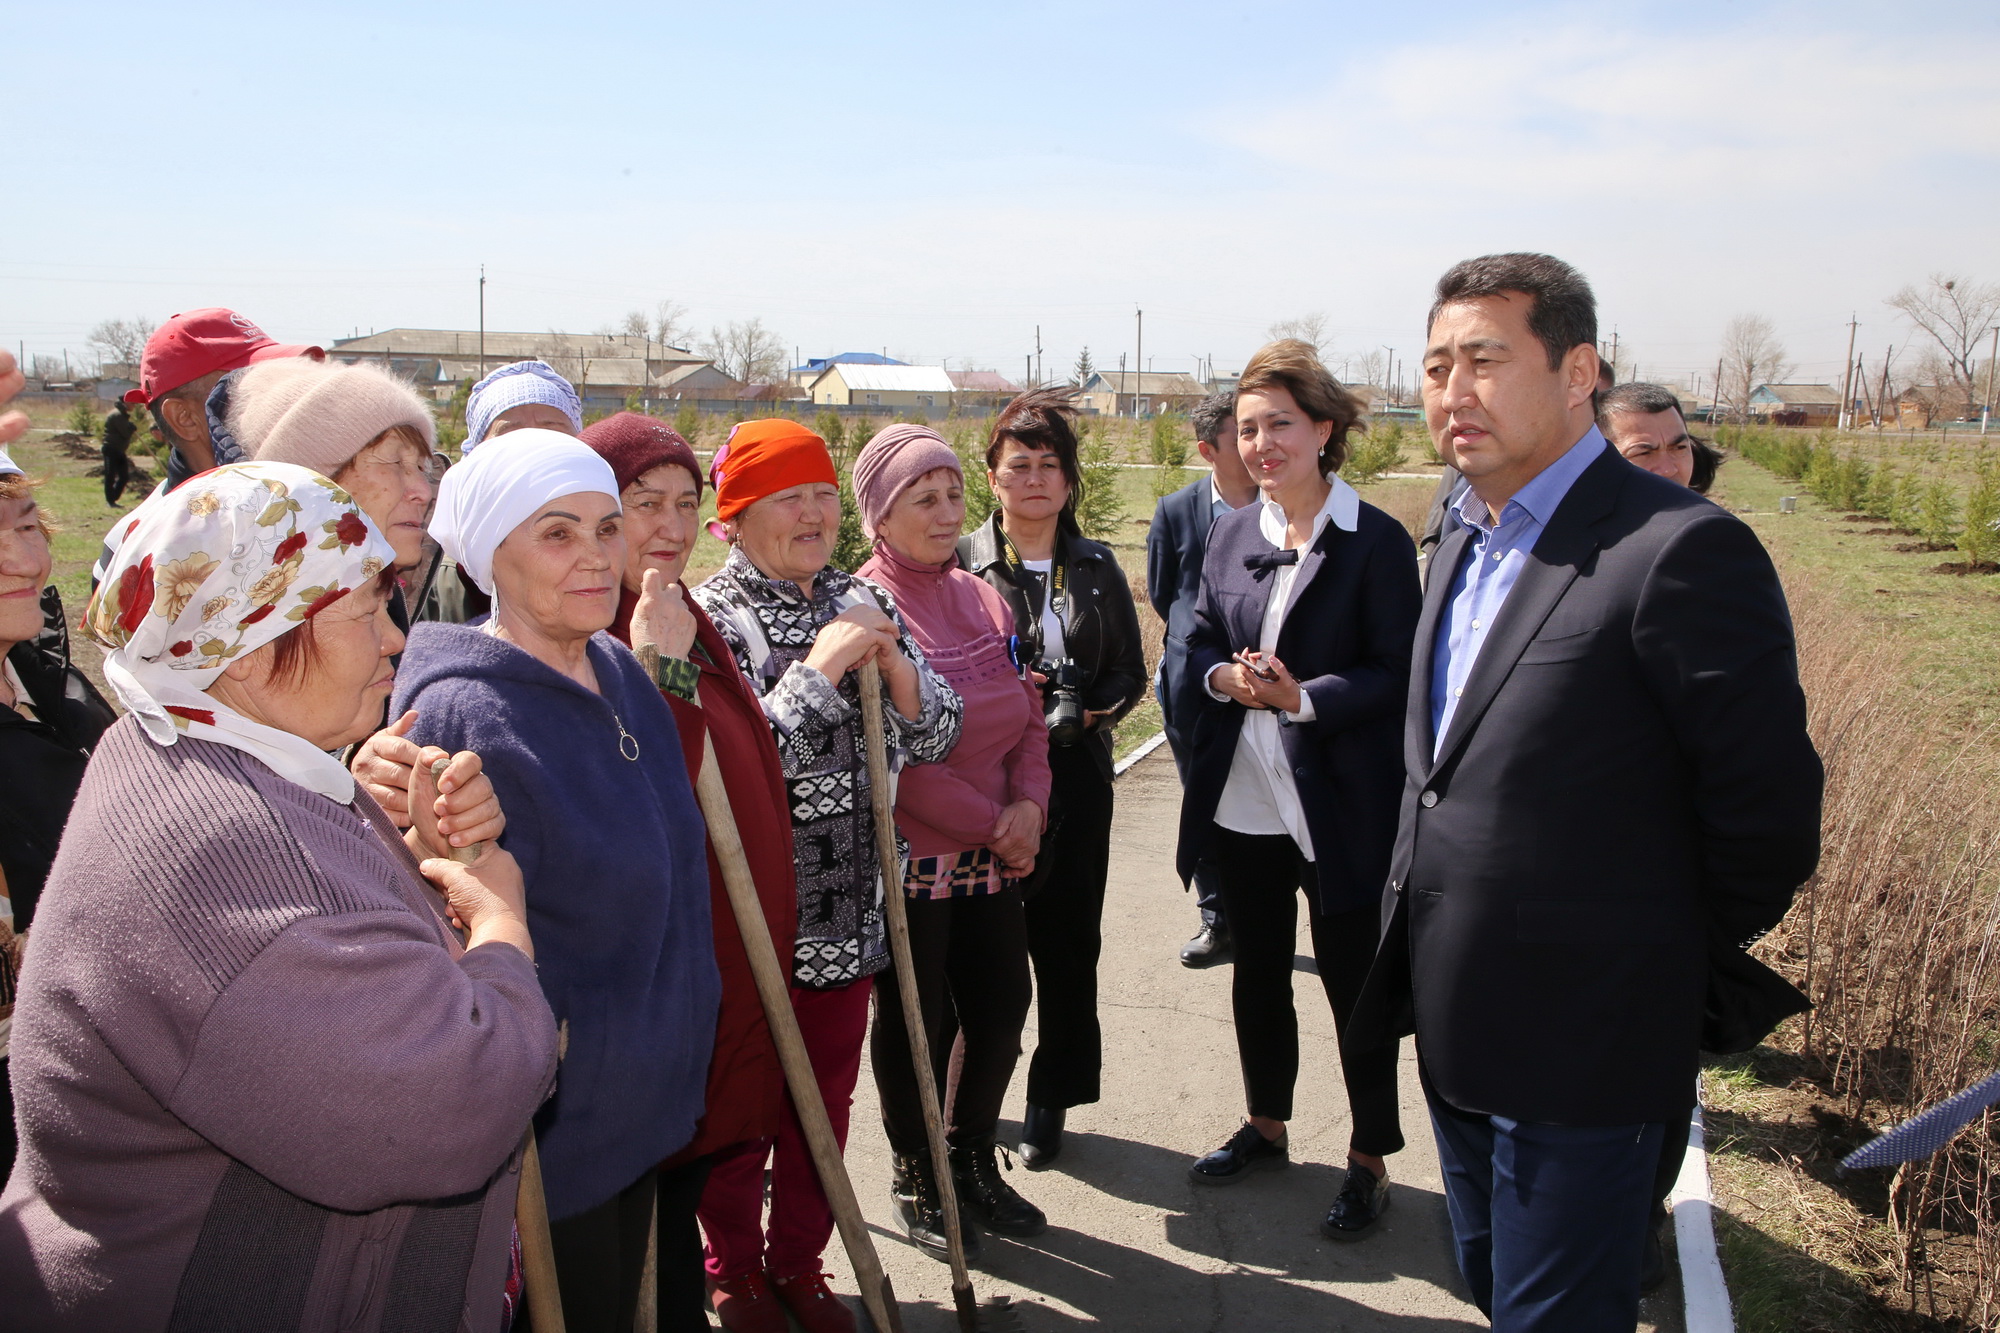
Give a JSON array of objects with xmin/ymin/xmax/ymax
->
[
  {"xmin": 632, "ymin": 567, "xmax": 698, "ymax": 661},
  {"xmin": 803, "ymin": 606, "xmax": 897, "ymax": 682},
  {"xmin": 361, "ymin": 712, "xmax": 506, "ymax": 848},
  {"xmin": 0, "ymin": 349, "xmax": 27, "ymax": 447},
  {"xmin": 989, "ymin": 799, "xmax": 1043, "ymax": 868},
  {"xmin": 420, "ymin": 846, "xmax": 535, "ymax": 961}
]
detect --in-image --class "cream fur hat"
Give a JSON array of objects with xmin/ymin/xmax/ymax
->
[{"xmin": 230, "ymin": 358, "xmax": 437, "ymax": 479}]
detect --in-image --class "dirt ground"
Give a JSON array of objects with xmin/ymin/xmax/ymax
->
[{"xmin": 807, "ymin": 748, "xmax": 1689, "ymax": 1331}]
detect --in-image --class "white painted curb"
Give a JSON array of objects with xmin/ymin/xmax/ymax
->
[
  {"xmin": 1671, "ymin": 1085, "xmax": 1734, "ymax": 1331},
  {"xmin": 1113, "ymin": 730, "xmax": 1169, "ymax": 777}
]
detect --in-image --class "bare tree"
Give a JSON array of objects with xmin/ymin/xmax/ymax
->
[
  {"xmin": 699, "ymin": 318, "xmax": 787, "ymax": 384},
  {"xmin": 87, "ymin": 316, "xmax": 155, "ymax": 369},
  {"xmin": 1887, "ymin": 274, "xmax": 2000, "ymax": 419},
  {"xmin": 1348, "ymin": 348, "xmax": 1388, "ymax": 392},
  {"xmin": 1266, "ymin": 313, "xmax": 1332, "ymax": 354},
  {"xmin": 1719, "ymin": 315, "xmax": 1794, "ymax": 421}
]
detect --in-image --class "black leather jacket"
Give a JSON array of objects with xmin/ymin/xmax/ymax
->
[
  {"xmin": 2, "ymin": 589, "xmax": 118, "ymax": 929},
  {"xmin": 957, "ymin": 513, "xmax": 1147, "ymax": 782}
]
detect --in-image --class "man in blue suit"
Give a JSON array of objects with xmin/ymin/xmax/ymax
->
[
  {"xmin": 1351, "ymin": 253, "xmax": 1822, "ymax": 1330},
  {"xmin": 1145, "ymin": 390, "xmax": 1256, "ymax": 966}
]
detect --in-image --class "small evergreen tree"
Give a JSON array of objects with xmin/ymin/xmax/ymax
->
[
  {"xmin": 1149, "ymin": 411, "xmax": 1190, "ymax": 499},
  {"xmin": 674, "ymin": 399, "xmax": 700, "ymax": 444},
  {"xmin": 68, "ymin": 400, "xmax": 102, "ymax": 439},
  {"xmin": 1074, "ymin": 422, "xmax": 1126, "ymax": 540},
  {"xmin": 953, "ymin": 423, "xmax": 996, "ymax": 529},
  {"xmin": 1957, "ymin": 460, "xmax": 1999, "ymax": 568},
  {"xmin": 1919, "ymin": 479, "xmax": 1961, "ymax": 549},
  {"xmin": 1073, "ymin": 347, "xmax": 1095, "ymax": 385},
  {"xmin": 1890, "ymin": 473, "xmax": 1923, "ymax": 531}
]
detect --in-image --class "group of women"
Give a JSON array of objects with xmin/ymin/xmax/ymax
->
[{"xmin": 0, "ymin": 352, "xmax": 1147, "ymax": 1333}]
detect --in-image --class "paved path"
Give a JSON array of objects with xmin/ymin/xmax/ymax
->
[{"xmin": 816, "ymin": 748, "xmax": 1687, "ymax": 1331}]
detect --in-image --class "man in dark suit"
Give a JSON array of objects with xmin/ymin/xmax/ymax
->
[
  {"xmin": 1352, "ymin": 253, "xmax": 1822, "ymax": 1330},
  {"xmin": 1146, "ymin": 390, "xmax": 1257, "ymax": 966}
]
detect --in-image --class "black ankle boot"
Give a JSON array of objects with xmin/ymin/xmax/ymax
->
[
  {"xmin": 949, "ymin": 1140, "xmax": 1047, "ymax": 1237},
  {"xmin": 890, "ymin": 1153, "xmax": 980, "ymax": 1262},
  {"xmin": 1020, "ymin": 1103, "xmax": 1065, "ymax": 1169}
]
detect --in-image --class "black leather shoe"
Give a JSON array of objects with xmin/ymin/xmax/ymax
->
[
  {"xmin": 1640, "ymin": 1223, "xmax": 1668, "ymax": 1292},
  {"xmin": 950, "ymin": 1141, "xmax": 1047, "ymax": 1237},
  {"xmin": 1180, "ymin": 924, "xmax": 1233, "ymax": 969},
  {"xmin": 1319, "ymin": 1160, "xmax": 1390, "ymax": 1241},
  {"xmin": 1188, "ymin": 1122, "xmax": 1288, "ymax": 1186},
  {"xmin": 1019, "ymin": 1103, "xmax": 1065, "ymax": 1169},
  {"xmin": 890, "ymin": 1153, "xmax": 981, "ymax": 1263}
]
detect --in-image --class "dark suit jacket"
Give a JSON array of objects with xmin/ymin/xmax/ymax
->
[
  {"xmin": 1174, "ymin": 496, "xmax": 1420, "ymax": 916},
  {"xmin": 1146, "ymin": 475, "xmax": 1218, "ymax": 755},
  {"xmin": 1351, "ymin": 443, "xmax": 1823, "ymax": 1126}
]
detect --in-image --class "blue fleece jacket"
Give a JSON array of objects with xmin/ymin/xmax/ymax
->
[{"xmin": 392, "ymin": 623, "xmax": 719, "ymax": 1220}]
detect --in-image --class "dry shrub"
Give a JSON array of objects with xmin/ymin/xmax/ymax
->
[{"xmin": 1761, "ymin": 567, "xmax": 2000, "ymax": 1324}]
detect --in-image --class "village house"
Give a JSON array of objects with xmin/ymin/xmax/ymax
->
[
  {"xmin": 326, "ymin": 329, "xmax": 740, "ymax": 408},
  {"xmin": 1748, "ymin": 383, "xmax": 1843, "ymax": 428},
  {"xmin": 808, "ymin": 364, "xmax": 957, "ymax": 409},
  {"xmin": 789, "ymin": 351, "xmax": 906, "ymax": 392},
  {"xmin": 1075, "ymin": 370, "xmax": 1207, "ymax": 418}
]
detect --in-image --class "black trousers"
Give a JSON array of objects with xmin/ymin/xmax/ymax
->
[
  {"xmin": 873, "ymin": 887, "xmax": 1032, "ymax": 1154},
  {"xmin": 531, "ymin": 1169, "xmax": 656, "ymax": 1333},
  {"xmin": 1213, "ymin": 826, "xmax": 1404, "ymax": 1158},
  {"xmin": 1024, "ymin": 745, "xmax": 1115, "ymax": 1108},
  {"xmin": 654, "ymin": 1155, "xmax": 714, "ymax": 1332},
  {"xmin": 100, "ymin": 446, "xmax": 131, "ymax": 506}
]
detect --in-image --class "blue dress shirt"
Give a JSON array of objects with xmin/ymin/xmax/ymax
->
[{"xmin": 1429, "ymin": 428, "xmax": 1609, "ymax": 753}]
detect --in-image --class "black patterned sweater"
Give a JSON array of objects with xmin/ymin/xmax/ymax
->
[{"xmin": 692, "ymin": 546, "xmax": 962, "ymax": 988}]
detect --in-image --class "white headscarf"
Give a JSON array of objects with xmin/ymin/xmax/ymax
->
[
  {"xmin": 428, "ymin": 428, "xmax": 620, "ymax": 596},
  {"xmin": 86, "ymin": 462, "xmax": 399, "ymax": 803}
]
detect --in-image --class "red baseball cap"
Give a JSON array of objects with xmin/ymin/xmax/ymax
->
[{"xmin": 122, "ymin": 308, "xmax": 323, "ymax": 404}]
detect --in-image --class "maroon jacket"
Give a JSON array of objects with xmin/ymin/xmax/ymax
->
[{"xmin": 615, "ymin": 588, "xmax": 798, "ymax": 1161}]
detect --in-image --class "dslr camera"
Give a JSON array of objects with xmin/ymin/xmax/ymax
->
[{"xmin": 1040, "ymin": 658, "xmax": 1087, "ymax": 748}]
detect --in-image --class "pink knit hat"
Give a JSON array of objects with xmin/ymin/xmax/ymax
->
[
  {"xmin": 229, "ymin": 358, "xmax": 437, "ymax": 479},
  {"xmin": 850, "ymin": 423, "xmax": 962, "ymax": 539}
]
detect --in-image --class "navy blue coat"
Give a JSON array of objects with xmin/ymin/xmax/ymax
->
[
  {"xmin": 393, "ymin": 624, "xmax": 719, "ymax": 1220},
  {"xmin": 1145, "ymin": 475, "xmax": 1216, "ymax": 759},
  {"xmin": 1174, "ymin": 496, "xmax": 1421, "ymax": 915}
]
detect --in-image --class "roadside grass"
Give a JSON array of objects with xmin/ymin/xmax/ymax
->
[{"xmin": 1709, "ymin": 453, "xmax": 2000, "ymax": 736}]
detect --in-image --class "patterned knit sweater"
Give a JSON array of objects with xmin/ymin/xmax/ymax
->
[
  {"xmin": 691, "ymin": 546, "xmax": 962, "ymax": 987},
  {"xmin": 0, "ymin": 719, "xmax": 559, "ymax": 1333}
]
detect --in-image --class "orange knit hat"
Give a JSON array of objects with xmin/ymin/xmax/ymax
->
[{"xmin": 711, "ymin": 419, "xmax": 838, "ymax": 522}]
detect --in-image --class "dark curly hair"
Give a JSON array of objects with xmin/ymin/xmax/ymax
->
[{"xmin": 987, "ymin": 386, "xmax": 1086, "ymax": 532}]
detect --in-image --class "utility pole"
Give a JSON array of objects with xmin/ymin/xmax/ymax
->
[
  {"xmin": 1879, "ymin": 346, "xmax": 1893, "ymax": 434},
  {"xmin": 1383, "ymin": 347, "xmax": 1395, "ymax": 407},
  {"xmin": 1837, "ymin": 315, "xmax": 1859, "ymax": 430},
  {"xmin": 1709, "ymin": 358, "xmax": 1723, "ymax": 424},
  {"xmin": 1982, "ymin": 324, "xmax": 1998, "ymax": 436},
  {"xmin": 1135, "ymin": 308, "xmax": 1144, "ymax": 418},
  {"xmin": 478, "ymin": 266, "xmax": 487, "ymax": 383},
  {"xmin": 1035, "ymin": 324, "xmax": 1043, "ymax": 388},
  {"xmin": 1608, "ymin": 328, "xmax": 1619, "ymax": 381}
]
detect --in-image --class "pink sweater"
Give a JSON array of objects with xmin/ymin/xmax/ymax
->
[{"xmin": 859, "ymin": 543, "xmax": 1051, "ymax": 863}]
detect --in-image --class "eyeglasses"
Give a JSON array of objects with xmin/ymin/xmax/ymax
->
[{"xmin": 349, "ymin": 447, "xmax": 448, "ymax": 487}]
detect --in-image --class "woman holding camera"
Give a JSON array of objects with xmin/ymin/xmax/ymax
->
[
  {"xmin": 1178, "ymin": 340, "xmax": 1419, "ymax": 1243},
  {"xmin": 958, "ymin": 388, "xmax": 1146, "ymax": 1170}
]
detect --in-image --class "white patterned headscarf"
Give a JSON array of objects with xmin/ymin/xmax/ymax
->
[{"xmin": 86, "ymin": 461, "xmax": 398, "ymax": 803}]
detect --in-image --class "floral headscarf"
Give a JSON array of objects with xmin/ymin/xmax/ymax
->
[{"xmin": 87, "ymin": 461, "xmax": 398, "ymax": 803}]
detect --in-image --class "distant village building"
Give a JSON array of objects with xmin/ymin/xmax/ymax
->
[
  {"xmin": 808, "ymin": 364, "xmax": 957, "ymax": 409},
  {"xmin": 326, "ymin": 329, "xmax": 730, "ymax": 408},
  {"xmin": 1075, "ymin": 370, "xmax": 1207, "ymax": 418},
  {"xmin": 789, "ymin": 351, "xmax": 906, "ymax": 392},
  {"xmin": 1748, "ymin": 383, "xmax": 1842, "ymax": 427},
  {"xmin": 1896, "ymin": 387, "xmax": 1942, "ymax": 430}
]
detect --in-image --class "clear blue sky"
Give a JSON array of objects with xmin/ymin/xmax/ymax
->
[{"xmin": 8, "ymin": 0, "xmax": 1996, "ymax": 389}]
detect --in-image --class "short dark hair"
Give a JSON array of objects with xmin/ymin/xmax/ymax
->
[
  {"xmin": 987, "ymin": 386, "xmax": 1086, "ymax": 531},
  {"xmin": 1236, "ymin": 339, "xmax": 1368, "ymax": 477},
  {"xmin": 1429, "ymin": 253, "xmax": 1598, "ymax": 372},
  {"xmin": 1191, "ymin": 390, "xmax": 1235, "ymax": 447},
  {"xmin": 1598, "ymin": 381, "xmax": 1684, "ymax": 421}
]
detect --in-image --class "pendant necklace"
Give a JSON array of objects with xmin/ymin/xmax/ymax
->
[{"xmin": 612, "ymin": 709, "xmax": 640, "ymax": 761}]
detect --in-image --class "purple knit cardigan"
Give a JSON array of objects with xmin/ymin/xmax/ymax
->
[{"xmin": 0, "ymin": 719, "xmax": 559, "ymax": 1333}]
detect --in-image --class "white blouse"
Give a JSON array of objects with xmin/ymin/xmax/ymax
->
[{"xmin": 1207, "ymin": 478, "xmax": 1360, "ymax": 860}]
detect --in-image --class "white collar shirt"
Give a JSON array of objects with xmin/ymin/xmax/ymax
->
[{"xmin": 1210, "ymin": 477, "xmax": 1360, "ymax": 860}]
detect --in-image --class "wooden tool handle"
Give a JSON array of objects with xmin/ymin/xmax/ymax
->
[
  {"xmin": 517, "ymin": 1132, "xmax": 565, "ymax": 1332},
  {"xmin": 692, "ymin": 690, "xmax": 904, "ymax": 1333},
  {"xmin": 859, "ymin": 661, "xmax": 978, "ymax": 1301},
  {"xmin": 428, "ymin": 757, "xmax": 483, "ymax": 865}
]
